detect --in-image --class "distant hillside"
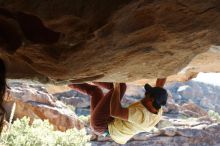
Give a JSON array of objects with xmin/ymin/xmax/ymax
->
[{"xmin": 166, "ymin": 81, "xmax": 220, "ymax": 113}]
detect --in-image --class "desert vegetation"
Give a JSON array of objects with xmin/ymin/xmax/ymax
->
[{"xmin": 0, "ymin": 116, "xmax": 91, "ymax": 146}]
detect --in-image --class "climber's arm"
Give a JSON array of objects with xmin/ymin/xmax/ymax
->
[
  {"xmin": 156, "ymin": 78, "xmax": 166, "ymax": 87},
  {"xmin": 110, "ymin": 83, "xmax": 128, "ymax": 120}
]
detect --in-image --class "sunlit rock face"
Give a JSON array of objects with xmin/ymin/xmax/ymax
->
[
  {"xmin": 3, "ymin": 81, "xmax": 84, "ymax": 131},
  {"xmin": 1, "ymin": 0, "xmax": 220, "ymax": 83}
]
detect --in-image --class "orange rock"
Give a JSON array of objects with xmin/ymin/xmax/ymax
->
[{"xmin": 3, "ymin": 84, "xmax": 84, "ymax": 131}]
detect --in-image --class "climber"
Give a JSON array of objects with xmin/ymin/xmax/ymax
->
[
  {"xmin": 0, "ymin": 58, "xmax": 6, "ymax": 133},
  {"xmin": 68, "ymin": 78, "xmax": 168, "ymax": 144}
]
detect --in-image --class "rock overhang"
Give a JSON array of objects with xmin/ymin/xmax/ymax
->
[{"xmin": 1, "ymin": 0, "xmax": 220, "ymax": 84}]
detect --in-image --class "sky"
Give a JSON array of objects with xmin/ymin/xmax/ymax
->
[{"xmin": 192, "ymin": 72, "xmax": 220, "ymax": 86}]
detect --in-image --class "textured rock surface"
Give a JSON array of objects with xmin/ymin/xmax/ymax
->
[
  {"xmin": 91, "ymin": 119, "xmax": 220, "ymax": 146},
  {"xmin": 3, "ymin": 81, "xmax": 84, "ymax": 131},
  {"xmin": 180, "ymin": 102, "xmax": 208, "ymax": 117},
  {"xmin": 166, "ymin": 80, "xmax": 220, "ymax": 113},
  {"xmin": 1, "ymin": 0, "xmax": 220, "ymax": 83},
  {"xmin": 53, "ymin": 90, "xmax": 90, "ymax": 108}
]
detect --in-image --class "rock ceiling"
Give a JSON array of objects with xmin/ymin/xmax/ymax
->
[{"xmin": 1, "ymin": 0, "xmax": 220, "ymax": 84}]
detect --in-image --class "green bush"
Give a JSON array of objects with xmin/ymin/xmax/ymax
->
[
  {"xmin": 78, "ymin": 115, "xmax": 90, "ymax": 126},
  {"xmin": 0, "ymin": 117, "xmax": 91, "ymax": 146},
  {"xmin": 208, "ymin": 110, "xmax": 220, "ymax": 123}
]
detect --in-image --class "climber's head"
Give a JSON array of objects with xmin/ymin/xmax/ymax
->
[
  {"xmin": 143, "ymin": 84, "xmax": 168, "ymax": 114},
  {"xmin": 0, "ymin": 58, "xmax": 6, "ymax": 133}
]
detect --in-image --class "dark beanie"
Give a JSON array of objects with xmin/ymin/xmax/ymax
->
[{"xmin": 144, "ymin": 84, "xmax": 168, "ymax": 110}]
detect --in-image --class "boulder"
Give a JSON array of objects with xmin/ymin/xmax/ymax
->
[
  {"xmin": 160, "ymin": 126, "xmax": 177, "ymax": 137},
  {"xmin": 91, "ymin": 119, "xmax": 220, "ymax": 146},
  {"xmin": 3, "ymin": 82, "xmax": 84, "ymax": 131},
  {"xmin": 180, "ymin": 102, "xmax": 208, "ymax": 117},
  {"xmin": 53, "ymin": 90, "xmax": 90, "ymax": 108}
]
